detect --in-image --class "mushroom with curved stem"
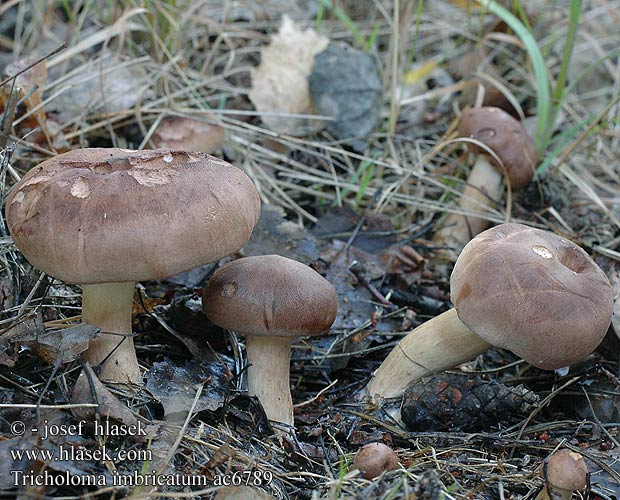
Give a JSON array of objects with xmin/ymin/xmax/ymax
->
[
  {"xmin": 202, "ymin": 254, "xmax": 338, "ymax": 428},
  {"xmin": 364, "ymin": 223, "xmax": 613, "ymax": 401},
  {"xmin": 432, "ymin": 107, "xmax": 537, "ymax": 261},
  {"xmin": 5, "ymin": 148, "xmax": 261, "ymax": 384},
  {"xmin": 535, "ymin": 449, "xmax": 589, "ymax": 500}
]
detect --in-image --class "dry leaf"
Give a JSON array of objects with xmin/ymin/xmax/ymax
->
[
  {"xmin": 71, "ymin": 363, "xmax": 152, "ymax": 440},
  {"xmin": 250, "ymin": 15, "xmax": 328, "ymax": 135},
  {"xmin": 18, "ymin": 323, "xmax": 100, "ymax": 364},
  {"xmin": 3, "ymin": 58, "xmax": 47, "ymax": 126},
  {"xmin": 151, "ymin": 116, "xmax": 225, "ymax": 154}
]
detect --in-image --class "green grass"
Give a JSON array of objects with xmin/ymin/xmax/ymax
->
[{"xmin": 476, "ymin": 0, "xmax": 584, "ymax": 157}]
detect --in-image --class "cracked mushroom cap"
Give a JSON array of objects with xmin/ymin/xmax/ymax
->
[
  {"xmin": 202, "ymin": 255, "xmax": 338, "ymax": 337},
  {"xmin": 458, "ymin": 107, "xmax": 537, "ymax": 188},
  {"xmin": 451, "ymin": 223, "xmax": 613, "ymax": 369},
  {"xmin": 545, "ymin": 449, "xmax": 588, "ymax": 491},
  {"xmin": 6, "ymin": 148, "xmax": 260, "ymax": 284}
]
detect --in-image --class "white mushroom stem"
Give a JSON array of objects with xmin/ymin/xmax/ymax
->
[
  {"xmin": 365, "ymin": 308, "xmax": 490, "ymax": 400},
  {"xmin": 82, "ymin": 282, "xmax": 141, "ymax": 384},
  {"xmin": 245, "ymin": 335, "xmax": 294, "ymax": 427},
  {"xmin": 433, "ymin": 155, "xmax": 503, "ymax": 259}
]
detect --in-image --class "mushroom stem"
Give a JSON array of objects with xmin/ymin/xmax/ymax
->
[
  {"xmin": 534, "ymin": 487, "xmax": 568, "ymax": 500},
  {"xmin": 365, "ymin": 308, "xmax": 490, "ymax": 400},
  {"xmin": 82, "ymin": 282, "xmax": 141, "ymax": 384},
  {"xmin": 245, "ymin": 335, "xmax": 293, "ymax": 427},
  {"xmin": 433, "ymin": 154, "xmax": 503, "ymax": 259}
]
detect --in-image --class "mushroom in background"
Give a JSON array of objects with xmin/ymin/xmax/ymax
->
[
  {"xmin": 365, "ymin": 223, "xmax": 613, "ymax": 401},
  {"xmin": 202, "ymin": 254, "xmax": 338, "ymax": 428},
  {"xmin": 433, "ymin": 107, "xmax": 537, "ymax": 260},
  {"xmin": 151, "ymin": 116, "xmax": 225, "ymax": 154},
  {"xmin": 352, "ymin": 443, "xmax": 399, "ymax": 480},
  {"xmin": 536, "ymin": 449, "xmax": 589, "ymax": 500},
  {"xmin": 5, "ymin": 148, "xmax": 260, "ymax": 384}
]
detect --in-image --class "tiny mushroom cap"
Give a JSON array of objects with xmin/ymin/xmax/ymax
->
[
  {"xmin": 353, "ymin": 443, "xmax": 400, "ymax": 480},
  {"xmin": 451, "ymin": 223, "xmax": 613, "ymax": 370},
  {"xmin": 6, "ymin": 148, "xmax": 260, "ymax": 284},
  {"xmin": 203, "ymin": 254, "xmax": 338, "ymax": 337},
  {"xmin": 458, "ymin": 106, "xmax": 537, "ymax": 188},
  {"xmin": 545, "ymin": 449, "xmax": 588, "ymax": 491}
]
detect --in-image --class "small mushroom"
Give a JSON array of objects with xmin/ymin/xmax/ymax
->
[
  {"xmin": 536, "ymin": 449, "xmax": 589, "ymax": 500},
  {"xmin": 202, "ymin": 255, "xmax": 338, "ymax": 427},
  {"xmin": 352, "ymin": 443, "xmax": 399, "ymax": 480},
  {"xmin": 151, "ymin": 116, "xmax": 225, "ymax": 154},
  {"xmin": 6, "ymin": 148, "xmax": 260, "ymax": 384},
  {"xmin": 366, "ymin": 223, "xmax": 613, "ymax": 400},
  {"xmin": 433, "ymin": 107, "xmax": 537, "ymax": 259}
]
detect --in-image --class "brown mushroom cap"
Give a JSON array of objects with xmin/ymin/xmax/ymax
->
[
  {"xmin": 352, "ymin": 443, "xmax": 399, "ymax": 480},
  {"xmin": 151, "ymin": 116, "xmax": 225, "ymax": 154},
  {"xmin": 545, "ymin": 449, "xmax": 588, "ymax": 490},
  {"xmin": 458, "ymin": 107, "xmax": 537, "ymax": 188},
  {"xmin": 202, "ymin": 255, "xmax": 338, "ymax": 337},
  {"xmin": 6, "ymin": 148, "xmax": 260, "ymax": 284},
  {"xmin": 451, "ymin": 223, "xmax": 613, "ymax": 369}
]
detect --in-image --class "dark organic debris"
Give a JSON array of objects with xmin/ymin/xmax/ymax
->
[
  {"xmin": 145, "ymin": 358, "xmax": 233, "ymax": 420},
  {"xmin": 401, "ymin": 373, "xmax": 539, "ymax": 432}
]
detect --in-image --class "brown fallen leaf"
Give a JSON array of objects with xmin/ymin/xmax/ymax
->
[
  {"xmin": 71, "ymin": 363, "xmax": 157, "ymax": 441},
  {"xmin": 151, "ymin": 116, "xmax": 225, "ymax": 154},
  {"xmin": 250, "ymin": 15, "xmax": 328, "ymax": 135},
  {"xmin": 17, "ymin": 323, "xmax": 100, "ymax": 364},
  {"xmin": 2, "ymin": 58, "xmax": 47, "ymax": 127}
]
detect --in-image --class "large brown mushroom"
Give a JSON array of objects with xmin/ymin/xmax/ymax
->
[
  {"xmin": 433, "ymin": 107, "xmax": 537, "ymax": 259},
  {"xmin": 6, "ymin": 148, "xmax": 260, "ymax": 384},
  {"xmin": 366, "ymin": 223, "xmax": 613, "ymax": 400},
  {"xmin": 202, "ymin": 255, "xmax": 338, "ymax": 427}
]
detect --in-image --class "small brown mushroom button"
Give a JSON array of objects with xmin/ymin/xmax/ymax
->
[
  {"xmin": 433, "ymin": 107, "xmax": 537, "ymax": 258},
  {"xmin": 366, "ymin": 223, "xmax": 613, "ymax": 401},
  {"xmin": 352, "ymin": 443, "xmax": 400, "ymax": 480},
  {"xmin": 6, "ymin": 148, "xmax": 260, "ymax": 384},
  {"xmin": 536, "ymin": 449, "xmax": 588, "ymax": 500},
  {"xmin": 202, "ymin": 255, "xmax": 338, "ymax": 428}
]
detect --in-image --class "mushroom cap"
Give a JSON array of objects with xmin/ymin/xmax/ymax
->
[
  {"xmin": 545, "ymin": 449, "xmax": 588, "ymax": 491},
  {"xmin": 202, "ymin": 254, "xmax": 338, "ymax": 338},
  {"xmin": 451, "ymin": 223, "xmax": 613, "ymax": 369},
  {"xmin": 458, "ymin": 107, "xmax": 537, "ymax": 188},
  {"xmin": 6, "ymin": 148, "xmax": 260, "ymax": 284},
  {"xmin": 352, "ymin": 443, "xmax": 399, "ymax": 480},
  {"xmin": 151, "ymin": 116, "xmax": 224, "ymax": 154}
]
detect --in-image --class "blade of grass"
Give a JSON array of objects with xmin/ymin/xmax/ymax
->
[
  {"xmin": 474, "ymin": 0, "xmax": 550, "ymax": 155},
  {"xmin": 319, "ymin": 0, "xmax": 367, "ymax": 49},
  {"xmin": 541, "ymin": 0, "xmax": 582, "ymax": 149}
]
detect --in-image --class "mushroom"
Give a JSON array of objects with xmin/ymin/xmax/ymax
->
[
  {"xmin": 6, "ymin": 148, "xmax": 260, "ymax": 384},
  {"xmin": 536, "ymin": 449, "xmax": 588, "ymax": 500},
  {"xmin": 433, "ymin": 107, "xmax": 537, "ymax": 259},
  {"xmin": 352, "ymin": 443, "xmax": 399, "ymax": 480},
  {"xmin": 202, "ymin": 254, "xmax": 338, "ymax": 427},
  {"xmin": 366, "ymin": 223, "xmax": 613, "ymax": 400},
  {"xmin": 151, "ymin": 116, "xmax": 225, "ymax": 155}
]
